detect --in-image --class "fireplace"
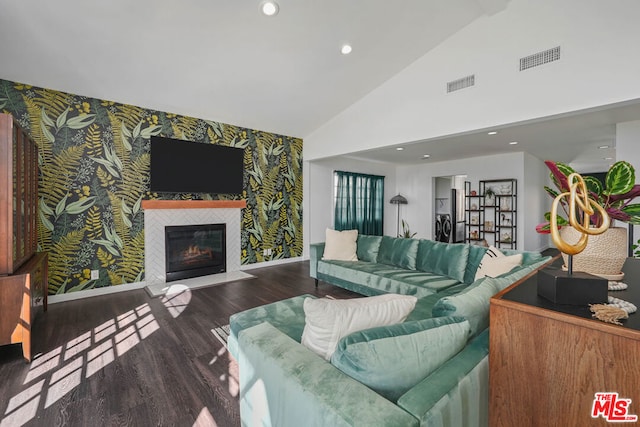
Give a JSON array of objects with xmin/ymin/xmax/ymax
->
[{"xmin": 165, "ymin": 223, "xmax": 226, "ymax": 282}]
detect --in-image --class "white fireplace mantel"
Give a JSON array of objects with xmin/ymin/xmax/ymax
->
[{"xmin": 143, "ymin": 200, "xmax": 251, "ymax": 296}]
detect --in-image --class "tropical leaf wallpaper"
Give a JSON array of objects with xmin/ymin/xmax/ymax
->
[{"xmin": 0, "ymin": 79, "xmax": 303, "ymax": 295}]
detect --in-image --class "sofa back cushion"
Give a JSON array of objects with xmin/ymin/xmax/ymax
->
[
  {"xmin": 331, "ymin": 316, "xmax": 471, "ymax": 402},
  {"xmin": 377, "ymin": 236, "xmax": 419, "ymax": 270},
  {"xmin": 356, "ymin": 235, "xmax": 383, "ymax": 263},
  {"xmin": 416, "ymin": 240, "xmax": 469, "ymax": 283},
  {"xmin": 463, "ymin": 245, "xmax": 488, "ymax": 284},
  {"xmin": 503, "ymin": 248, "xmax": 545, "ymax": 265},
  {"xmin": 432, "ymin": 277, "xmax": 502, "ymax": 336},
  {"xmin": 301, "ymin": 294, "xmax": 417, "ymax": 360}
]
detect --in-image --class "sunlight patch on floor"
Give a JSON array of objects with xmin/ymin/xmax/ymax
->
[
  {"xmin": 3, "ymin": 302, "xmax": 161, "ymax": 426},
  {"xmin": 0, "ymin": 381, "xmax": 43, "ymax": 427},
  {"xmin": 161, "ymin": 285, "xmax": 192, "ymax": 318},
  {"xmin": 192, "ymin": 407, "xmax": 218, "ymax": 427},
  {"xmin": 228, "ymin": 358, "xmax": 239, "ymax": 398},
  {"xmin": 45, "ymin": 357, "xmax": 83, "ymax": 408},
  {"xmin": 63, "ymin": 331, "xmax": 91, "ymax": 361},
  {"xmin": 3, "ymin": 380, "xmax": 44, "ymax": 417},
  {"xmin": 23, "ymin": 347, "xmax": 62, "ymax": 384}
]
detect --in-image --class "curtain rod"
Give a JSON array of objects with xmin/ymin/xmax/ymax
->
[{"xmin": 333, "ymin": 170, "xmax": 385, "ymax": 179}]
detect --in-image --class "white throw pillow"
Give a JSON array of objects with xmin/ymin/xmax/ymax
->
[
  {"xmin": 475, "ymin": 246, "xmax": 523, "ymax": 280},
  {"xmin": 322, "ymin": 228, "xmax": 358, "ymax": 261},
  {"xmin": 301, "ymin": 294, "xmax": 418, "ymax": 360}
]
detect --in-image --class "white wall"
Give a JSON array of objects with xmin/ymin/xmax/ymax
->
[
  {"xmin": 304, "ymin": 0, "xmax": 640, "ymax": 161},
  {"xmin": 523, "ymin": 152, "xmax": 549, "ymax": 252},
  {"xmin": 302, "ymin": 0, "xmax": 640, "ymax": 255},
  {"xmin": 394, "ymin": 151, "xmax": 544, "ymax": 251},
  {"xmin": 616, "ymin": 120, "xmax": 640, "ymax": 170},
  {"xmin": 303, "ymin": 157, "xmax": 397, "ymax": 258},
  {"xmin": 613, "ymin": 120, "xmax": 640, "ymax": 251},
  {"xmin": 304, "ymin": 151, "xmax": 548, "ymax": 255}
]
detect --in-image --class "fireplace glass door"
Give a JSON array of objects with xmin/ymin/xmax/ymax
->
[{"xmin": 165, "ymin": 223, "xmax": 226, "ymax": 282}]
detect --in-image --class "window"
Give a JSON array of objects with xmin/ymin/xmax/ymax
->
[{"xmin": 333, "ymin": 171, "xmax": 384, "ymax": 235}]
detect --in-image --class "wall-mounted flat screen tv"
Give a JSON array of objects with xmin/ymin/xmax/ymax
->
[{"xmin": 150, "ymin": 136, "xmax": 244, "ymax": 194}]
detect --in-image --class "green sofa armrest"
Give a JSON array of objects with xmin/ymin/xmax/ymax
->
[
  {"xmin": 238, "ymin": 322, "xmax": 419, "ymax": 427},
  {"xmin": 397, "ymin": 329, "xmax": 489, "ymax": 427},
  {"xmin": 309, "ymin": 242, "xmax": 325, "ymax": 279}
]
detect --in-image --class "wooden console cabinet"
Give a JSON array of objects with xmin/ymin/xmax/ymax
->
[
  {"xmin": 0, "ymin": 113, "xmax": 47, "ymax": 362},
  {"xmin": 490, "ymin": 260, "xmax": 640, "ymax": 426},
  {"xmin": 0, "ymin": 252, "xmax": 48, "ymax": 361}
]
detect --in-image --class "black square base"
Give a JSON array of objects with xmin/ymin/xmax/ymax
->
[{"xmin": 537, "ymin": 267, "xmax": 608, "ymax": 305}]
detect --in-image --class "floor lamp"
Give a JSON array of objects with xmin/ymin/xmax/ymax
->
[{"xmin": 390, "ymin": 194, "xmax": 408, "ymax": 237}]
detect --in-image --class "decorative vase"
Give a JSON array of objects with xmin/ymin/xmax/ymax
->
[{"xmin": 559, "ymin": 226, "xmax": 627, "ymax": 277}]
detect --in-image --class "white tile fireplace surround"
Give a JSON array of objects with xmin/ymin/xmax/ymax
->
[{"xmin": 142, "ymin": 200, "xmax": 254, "ymax": 296}]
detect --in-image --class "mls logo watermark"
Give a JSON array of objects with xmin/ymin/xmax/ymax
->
[{"xmin": 592, "ymin": 392, "xmax": 638, "ymax": 422}]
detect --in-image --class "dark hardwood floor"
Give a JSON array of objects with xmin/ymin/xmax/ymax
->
[{"xmin": 0, "ymin": 261, "xmax": 359, "ymax": 427}]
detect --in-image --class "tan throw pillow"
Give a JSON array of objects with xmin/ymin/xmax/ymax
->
[
  {"xmin": 322, "ymin": 228, "xmax": 358, "ymax": 261},
  {"xmin": 301, "ymin": 294, "xmax": 418, "ymax": 360},
  {"xmin": 475, "ymin": 246, "xmax": 523, "ymax": 280}
]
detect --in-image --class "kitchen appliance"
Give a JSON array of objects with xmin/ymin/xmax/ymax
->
[{"xmin": 435, "ymin": 189, "xmax": 465, "ymax": 243}]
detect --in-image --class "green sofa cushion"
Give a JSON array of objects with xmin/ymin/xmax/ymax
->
[
  {"xmin": 397, "ymin": 329, "xmax": 489, "ymax": 425},
  {"xmin": 230, "ymin": 294, "xmax": 312, "ymax": 343},
  {"xmin": 432, "ymin": 260, "xmax": 549, "ymax": 337},
  {"xmin": 318, "ymin": 260, "xmax": 461, "ymax": 299},
  {"xmin": 356, "ymin": 235, "xmax": 383, "ymax": 263},
  {"xmin": 331, "ymin": 316, "xmax": 471, "ymax": 402},
  {"xmin": 416, "ymin": 240, "xmax": 469, "ymax": 283},
  {"xmin": 239, "ymin": 322, "xmax": 420, "ymax": 427},
  {"xmin": 431, "ymin": 277, "xmax": 499, "ymax": 336},
  {"xmin": 377, "ymin": 236, "xmax": 419, "ymax": 270},
  {"xmin": 463, "ymin": 245, "xmax": 489, "ymax": 284}
]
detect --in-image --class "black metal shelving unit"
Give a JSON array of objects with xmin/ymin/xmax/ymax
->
[{"xmin": 465, "ymin": 179, "xmax": 517, "ymax": 249}]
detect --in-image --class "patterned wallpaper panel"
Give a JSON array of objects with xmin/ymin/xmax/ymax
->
[{"xmin": 0, "ymin": 79, "xmax": 303, "ymax": 294}]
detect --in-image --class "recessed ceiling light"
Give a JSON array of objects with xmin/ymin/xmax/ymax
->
[
  {"xmin": 423, "ymin": 154, "xmax": 430, "ymax": 158},
  {"xmin": 260, "ymin": 1, "xmax": 279, "ymax": 16},
  {"xmin": 509, "ymin": 141, "xmax": 518, "ymax": 145},
  {"xmin": 488, "ymin": 131, "xmax": 498, "ymax": 135},
  {"xmin": 396, "ymin": 147, "xmax": 404, "ymax": 151},
  {"xmin": 604, "ymin": 157, "xmax": 613, "ymax": 160},
  {"xmin": 598, "ymin": 145, "xmax": 610, "ymax": 149},
  {"xmin": 341, "ymin": 44, "xmax": 352, "ymax": 55}
]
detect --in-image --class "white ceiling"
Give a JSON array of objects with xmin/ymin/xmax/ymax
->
[
  {"xmin": 0, "ymin": 0, "xmax": 636, "ymax": 172},
  {"xmin": 0, "ymin": 0, "xmax": 494, "ymax": 137},
  {"xmin": 347, "ymin": 99, "xmax": 640, "ymax": 172}
]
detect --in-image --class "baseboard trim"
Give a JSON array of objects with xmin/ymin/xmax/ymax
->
[
  {"xmin": 240, "ymin": 256, "xmax": 304, "ymax": 270},
  {"xmin": 48, "ymin": 256, "xmax": 304, "ymax": 303},
  {"xmin": 48, "ymin": 281, "xmax": 147, "ymax": 304}
]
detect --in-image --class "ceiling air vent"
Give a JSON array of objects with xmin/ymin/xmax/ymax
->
[
  {"xmin": 447, "ymin": 74, "xmax": 475, "ymax": 93},
  {"xmin": 519, "ymin": 46, "xmax": 560, "ymax": 71}
]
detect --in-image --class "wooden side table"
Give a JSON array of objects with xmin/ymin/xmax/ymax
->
[{"xmin": 489, "ymin": 258, "xmax": 640, "ymax": 426}]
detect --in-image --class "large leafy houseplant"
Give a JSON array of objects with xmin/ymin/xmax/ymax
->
[{"xmin": 536, "ymin": 160, "xmax": 640, "ymax": 233}]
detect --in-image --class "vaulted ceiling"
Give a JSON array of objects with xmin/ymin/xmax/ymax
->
[
  {"xmin": 0, "ymin": 0, "xmax": 502, "ymax": 137},
  {"xmin": 0, "ymin": 0, "xmax": 636, "ymax": 171}
]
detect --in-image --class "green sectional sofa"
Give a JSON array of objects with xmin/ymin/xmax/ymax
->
[{"xmin": 230, "ymin": 235, "xmax": 550, "ymax": 427}]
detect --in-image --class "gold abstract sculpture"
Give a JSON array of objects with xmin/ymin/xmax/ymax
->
[{"xmin": 550, "ymin": 173, "xmax": 610, "ymax": 256}]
